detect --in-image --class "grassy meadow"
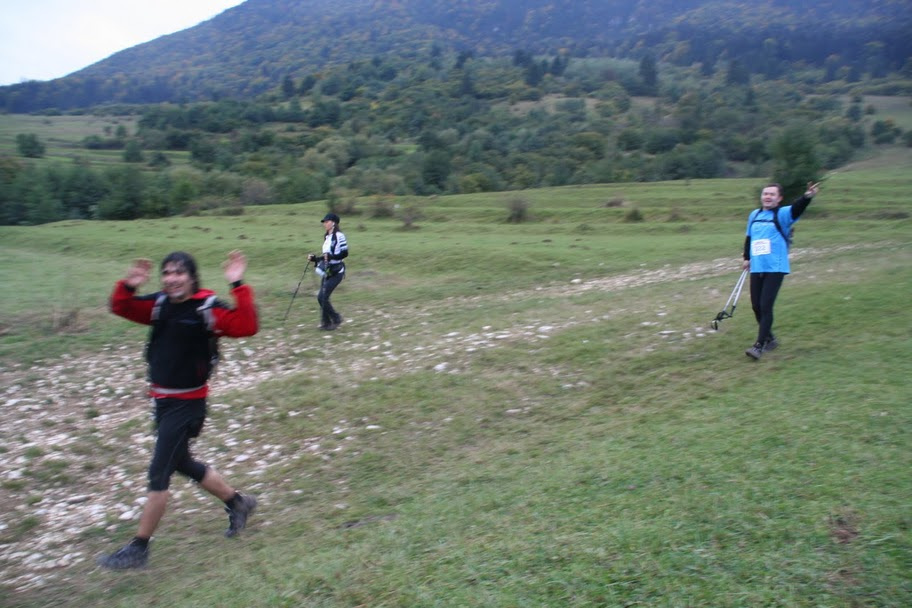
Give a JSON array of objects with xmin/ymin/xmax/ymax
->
[
  {"xmin": 0, "ymin": 153, "xmax": 910, "ymax": 606},
  {"xmin": 0, "ymin": 113, "xmax": 189, "ymax": 169}
]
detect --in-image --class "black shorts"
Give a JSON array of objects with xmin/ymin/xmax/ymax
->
[{"xmin": 148, "ymin": 397, "xmax": 208, "ymax": 491}]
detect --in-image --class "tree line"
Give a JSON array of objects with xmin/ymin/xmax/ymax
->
[{"xmin": 1, "ymin": 49, "xmax": 909, "ymax": 225}]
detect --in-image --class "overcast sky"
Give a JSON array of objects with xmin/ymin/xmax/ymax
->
[{"xmin": 0, "ymin": 0, "xmax": 245, "ymax": 86}]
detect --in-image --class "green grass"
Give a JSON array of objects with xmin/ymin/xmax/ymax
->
[
  {"xmin": 0, "ymin": 113, "xmax": 191, "ymax": 169},
  {"xmin": 1, "ymin": 151, "xmax": 910, "ymax": 607},
  {"xmin": 861, "ymin": 95, "xmax": 912, "ymax": 130}
]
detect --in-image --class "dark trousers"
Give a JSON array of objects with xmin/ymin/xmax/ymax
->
[
  {"xmin": 148, "ymin": 397, "xmax": 208, "ymax": 491},
  {"xmin": 317, "ymin": 270, "xmax": 344, "ymax": 327},
  {"xmin": 749, "ymin": 272, "xmax": 785, "ymax": 345}
]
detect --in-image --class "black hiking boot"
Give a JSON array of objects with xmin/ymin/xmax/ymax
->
[
  {"xmin": 97, "ymin": 542, "xmax": 149, "ymax": 570},
  {"xmin": 745, "ymin": 342, "xmax": 764, "ymax": 360},
  {"xmin": 225, "ymin": 493, "xmax": 257, "ymax": 538}
]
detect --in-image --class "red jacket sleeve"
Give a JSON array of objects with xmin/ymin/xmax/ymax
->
[
  {"xmin": 109, "ymin": 280, "xmax": 155, "ymax": 325},
  {"xmin": 212, "ymin": 283, "xmax": 259, "ymax": 338}
]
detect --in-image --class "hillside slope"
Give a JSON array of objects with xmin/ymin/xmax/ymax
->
[{"xmin": 0, "ymin": 0, "xmax": 909, "ymax": 111}]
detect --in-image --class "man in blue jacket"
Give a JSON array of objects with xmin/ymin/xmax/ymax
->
[{"xmin": 742, "ymin": 181, "xmax": 820, "ymax": 360}]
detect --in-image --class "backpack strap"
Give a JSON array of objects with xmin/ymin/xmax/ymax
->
[
  {"xmin": 771, "ymin": 207, "xmax": 792, "ymax": 249},
  {"xmin": 196, "ymin": 295, "xmax": 218, "ymax": 331},
  {"xmin": 196, "ymin": 295, "xmax": 220, "ymax": 373},
  {"xmin": 151, "ymin": 293, "xmax": 167, "ymax": 321},
  {"xmin": 152, "ymin": 293, "xmax": 217, "ymax": 329},
  {"xmin": 748, "ymin": 208, "xmax": 760, "ymax": 226},
  {"xmin": 750, "ymin": 207, "xmax": 792, "ymax": 249}
]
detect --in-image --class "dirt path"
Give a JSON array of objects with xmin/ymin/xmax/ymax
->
[{"xmin": 0, "ymin": 245, "xmax": 868, "ymax": 593}]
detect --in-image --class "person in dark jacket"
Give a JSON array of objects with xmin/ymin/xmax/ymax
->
[
  {"xmin": 97, "ymin": 250, "xmax": 259, "ymax": 570},
  {"xmin": 742, "ymin": 181, "xmax": 819, "ymax": 360},
  {"xmin": 307, "ymin": 212, "xmax": 348, "ymax": 330}
]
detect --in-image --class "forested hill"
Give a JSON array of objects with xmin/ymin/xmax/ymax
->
[{"xmin": 2, "ymin": 0, "xmax": 911, "ymax": 112}]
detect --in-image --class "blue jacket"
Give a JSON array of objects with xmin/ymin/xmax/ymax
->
[{"xmin": 744, "ymin": 195, "xmax": 812, "ymax": 273}]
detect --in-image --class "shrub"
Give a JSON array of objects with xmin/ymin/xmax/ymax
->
[
  {"xmin": 183, "ymin": 195, "xmax": 235, "ymax": 216},
  {"xmin": 506, "ymin": 197, "xmax": 530, "ymax": 223},
  {"xmin": 623, "ymin": 207, "xmax": 644, "ymax": 222},
  {"xmin": 398, "ymin": 204, "xmax": 423, "ymax": 229},
  {"xmin": 370, "ymin": 197, "xmax": 396, "ymax": 218},
  {"xmin": 240, "ymin": 179, "xmax": 274, "ymax": 206},
  {"xmin": 870, "ymin": 119, "xmax": 901, "ymax": 144},
  {"xmin": 123, "ymin": 141, "xmax": 144, "ymax": 163},
  {"xmin": 16, "ymin": 133, "xmax": 45, "ymax": 158}
]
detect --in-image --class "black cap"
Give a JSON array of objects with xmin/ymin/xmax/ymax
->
[{"xmin": 321, "ymin": 213, "xmax": 340, "ymax": 223}]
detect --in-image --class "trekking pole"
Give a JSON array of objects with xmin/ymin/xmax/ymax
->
[
  {"xmin": 711, "ymin": 269, "xmax": 748, "ymax": 330},
  {"xmin": 282, "ymin": 260, "xmax": 312, "ymax": 324}
]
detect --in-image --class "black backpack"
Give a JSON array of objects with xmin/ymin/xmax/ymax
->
[{"xmin": 150, "ymin": 293, "xmax": 220, "ymax": 378}]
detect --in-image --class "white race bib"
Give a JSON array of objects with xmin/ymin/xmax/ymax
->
[{"xmin": 751, "ymin": 239, "xmax": 771, "ymax": 256}]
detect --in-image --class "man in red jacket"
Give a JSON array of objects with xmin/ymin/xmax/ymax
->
[{"xmin": 98, "ymin": 250, "xmax": 259, "ymax": 570}]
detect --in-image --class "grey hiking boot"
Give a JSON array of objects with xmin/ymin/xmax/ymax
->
[
  {"xmin": 97, "ymin": 542, "xmax": 149, "ymax": 570},
  {"xmin": 745, "ymin": 342, "xmax": 764, "ymax": 360},
  {"xmin": 764, "ymin": 336, "xmax": 779, "ymax": 351},
  {"xmin": 225, "ymin": 493, "xmax": 257, "ymax": 538}
]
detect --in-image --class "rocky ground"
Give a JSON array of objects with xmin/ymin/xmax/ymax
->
[{"xmin": 0, "ymin": 250, "xmax": 840, "ymax": 593}]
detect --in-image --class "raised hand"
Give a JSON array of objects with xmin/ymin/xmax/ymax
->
[
  {"xmin": 223, "ymin": 250, "xmax": 247, "ymax": 283},
  {"xmin": 125, "ymin": 258, "xmax": 152, "ymax": 288}
]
